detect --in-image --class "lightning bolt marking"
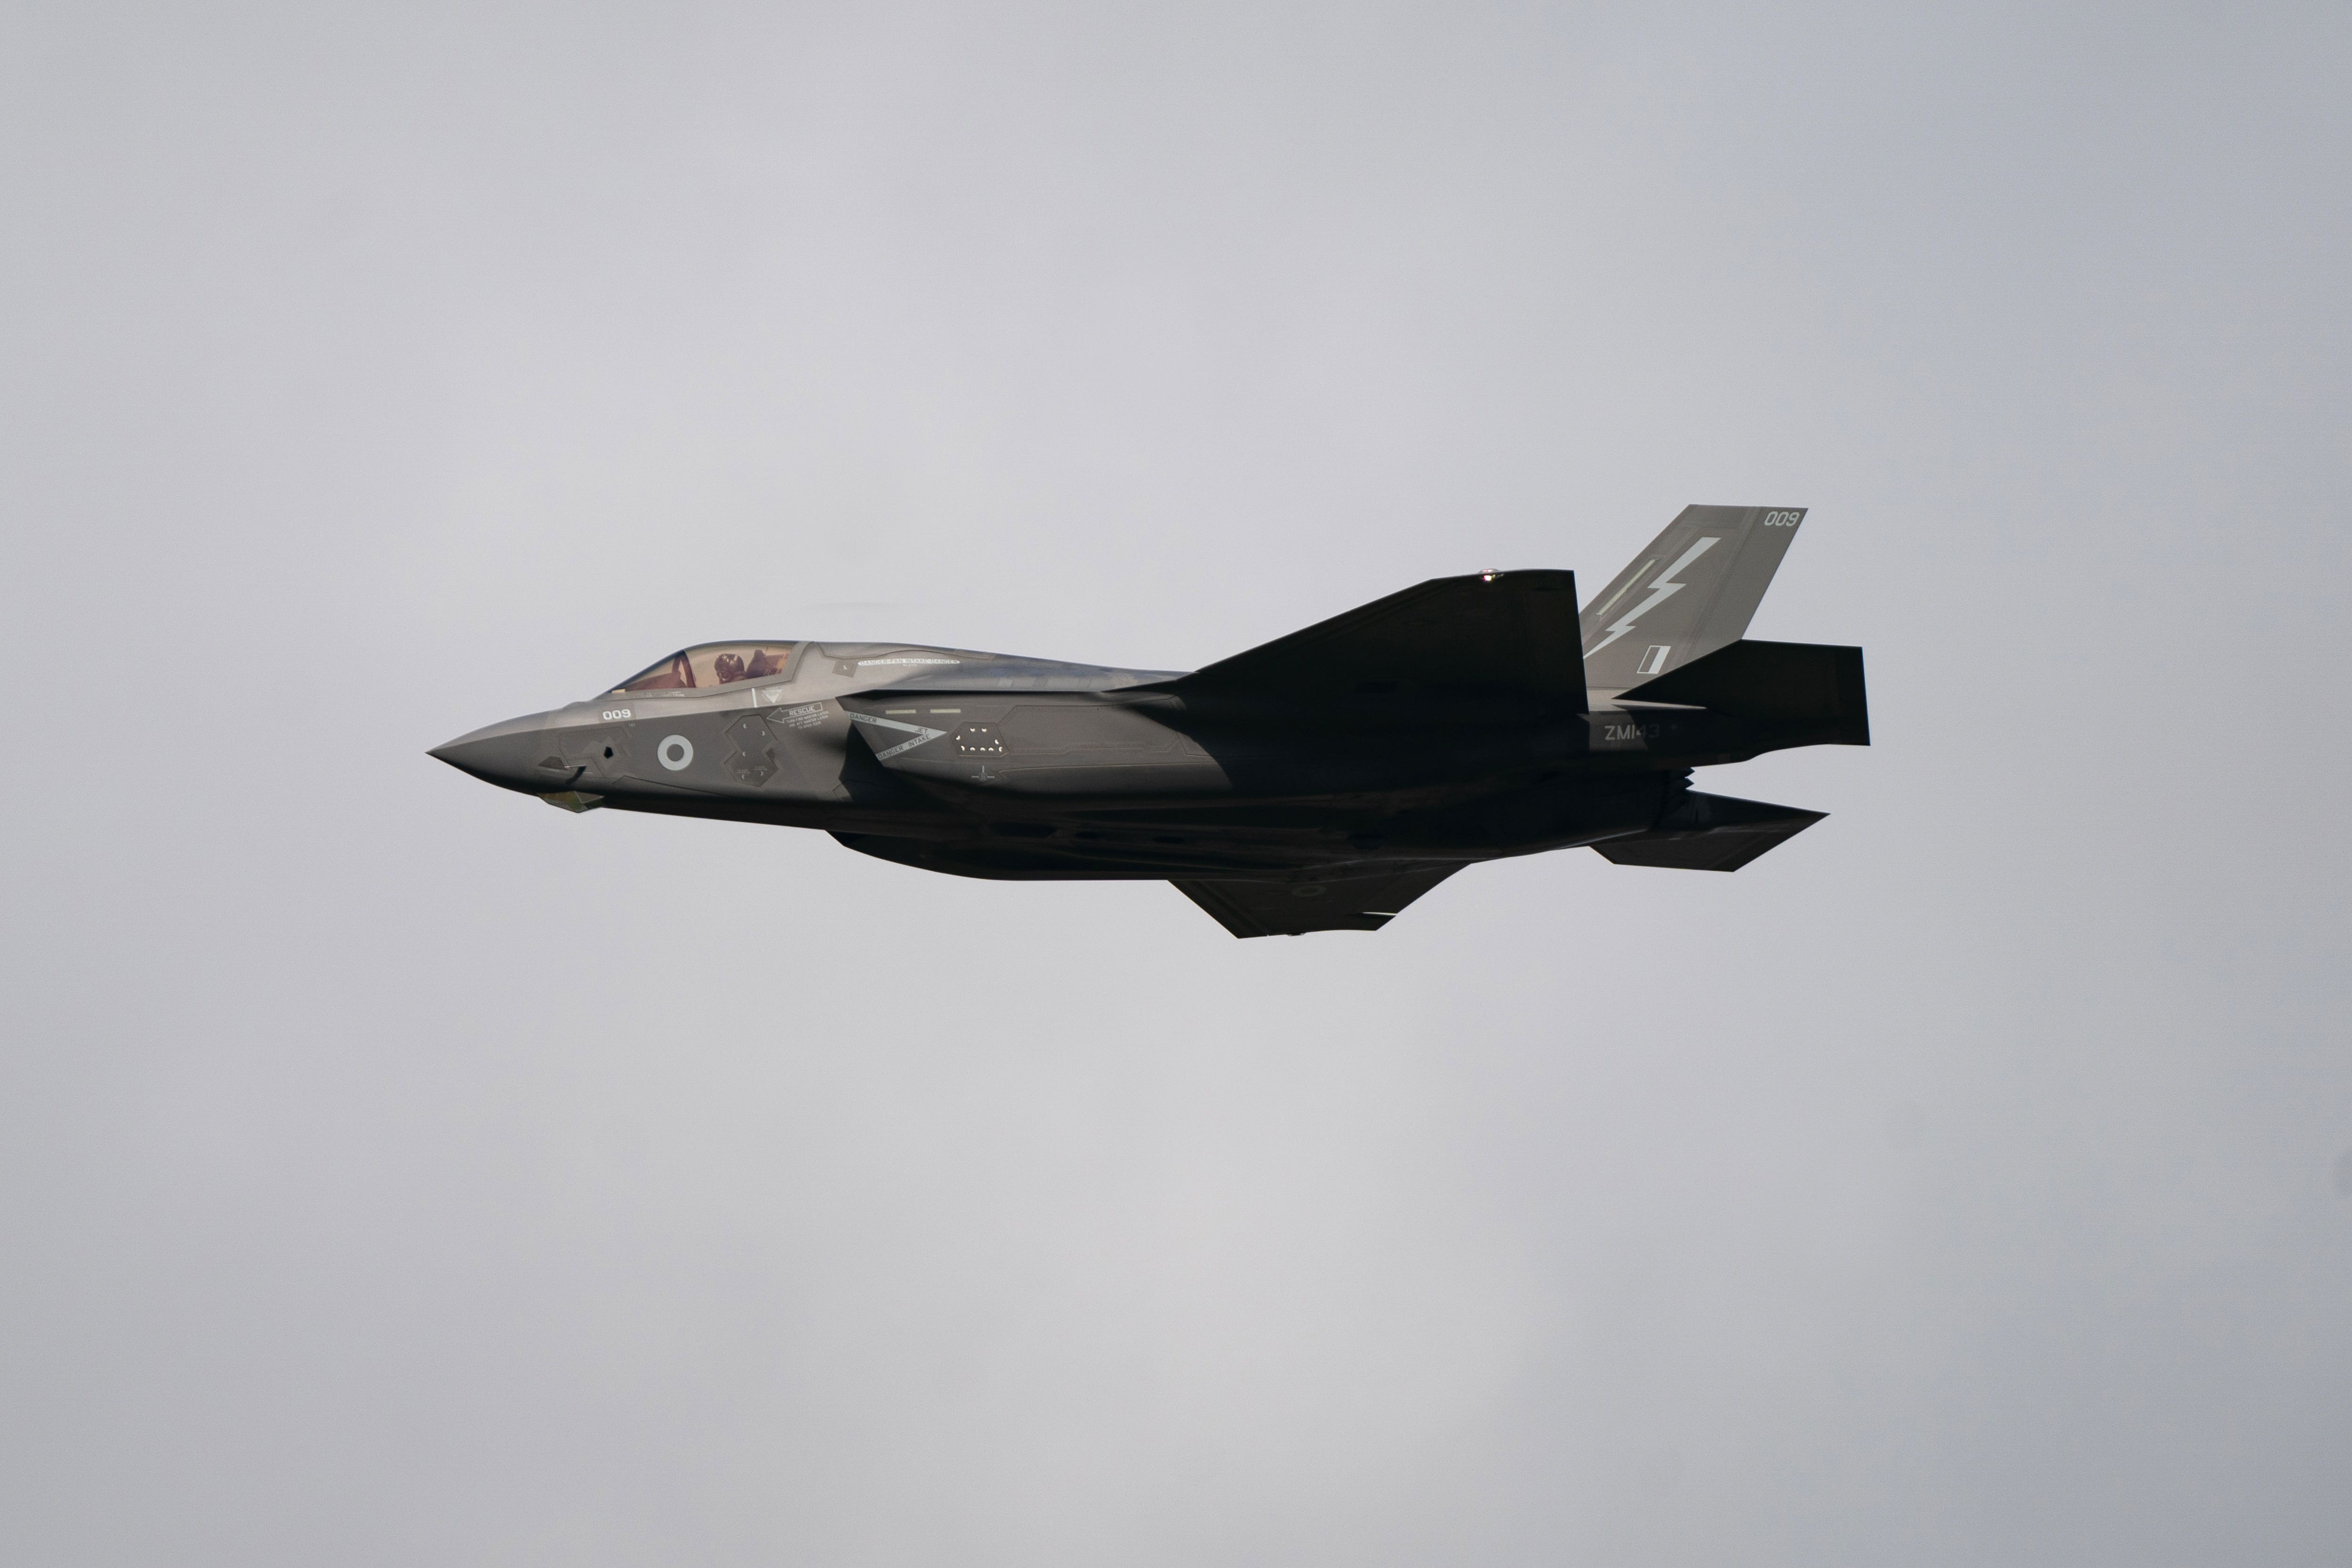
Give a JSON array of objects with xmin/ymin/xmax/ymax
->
[
  {"xmin": 1583, "ymin": 536, "xmax": 1720, "ymax": 657},
  {"xmin": 1585, "ymin": 560, "xmax": 1653, "ymax": 627}
]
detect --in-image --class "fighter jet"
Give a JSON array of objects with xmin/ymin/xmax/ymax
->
[{"xmin": 431, "ymin": 506, "xmax": 1865, "ymax": 936}]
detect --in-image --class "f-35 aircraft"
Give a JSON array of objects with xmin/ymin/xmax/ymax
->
[{"xmin": 431, "ymin": 506, "xmax": 1866, "ymax": 936}]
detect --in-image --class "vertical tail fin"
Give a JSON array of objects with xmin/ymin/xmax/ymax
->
[{"xmin": 1580, "ymin": 506, "xmax": 1808, "ymax": 692}]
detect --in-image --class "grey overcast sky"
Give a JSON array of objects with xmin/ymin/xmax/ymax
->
[{"xmin": 3, "ymin": 3, "xmax": 2349, "ymax": 1564}]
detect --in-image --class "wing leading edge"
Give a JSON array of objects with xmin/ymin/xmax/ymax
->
[{"xmin": 1164, "ymin": 572, "xmax": 1584, "ymax": 709}]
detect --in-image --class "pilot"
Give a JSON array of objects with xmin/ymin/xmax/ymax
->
[{"xmin": 713, "ymin": 652, "xmax": 748, "ymax": 684}]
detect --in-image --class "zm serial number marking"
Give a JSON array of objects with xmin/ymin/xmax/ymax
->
[{"xmin": 1603, "ymin": 722, "xmax": 1664, "ymax": 741}]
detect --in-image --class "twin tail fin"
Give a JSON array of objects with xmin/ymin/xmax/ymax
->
[{"xmin": 1579, "ymin": 505, "xmax": 1810, "ymax": 691}]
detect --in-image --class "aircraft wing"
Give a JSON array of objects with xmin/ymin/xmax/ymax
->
[
  {"xmin": 1165, "ymin": 571, "xmax": 1583, "ymax": 708},
  {"xmin": 1172, "ymin": 865, "xmax": 1463, "ymax": 937}
]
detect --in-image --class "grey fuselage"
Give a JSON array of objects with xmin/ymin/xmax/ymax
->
[{"xmin": 430, "ymin": 639, "xmax": 1833, "ymax": 883}]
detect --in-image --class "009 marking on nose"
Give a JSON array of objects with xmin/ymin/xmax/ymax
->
[{"xmin": 657, "ymin": 735, "xmax": 694, "ymax": 771}]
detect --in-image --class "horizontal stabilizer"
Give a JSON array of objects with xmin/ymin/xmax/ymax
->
[
  {"xmin": 1168, "ymin": 572, "xmax": 1584, "ymax": 709},
  {"xmin": 1616, "ymin": 638, "xmax": 1868, "ymax": 746},
  {"xmin": 1174, "ymin": 865, "xmax": 1462, "ymax": 937},
  {"xmin": 1592, "ymin": 791, "xmax": 1824, "ymax": 872}
]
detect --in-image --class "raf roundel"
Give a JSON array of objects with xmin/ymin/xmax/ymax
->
[{"xmin": 657, "ymin": 735, "xmax": 694, "ymax": 772}]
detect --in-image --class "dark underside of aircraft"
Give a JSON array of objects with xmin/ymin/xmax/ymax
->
[{"xmin": 432, "ymin": 505, "xmax": 1866, "ymax": 936}]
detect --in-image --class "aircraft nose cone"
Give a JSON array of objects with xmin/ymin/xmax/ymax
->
[{"xmin": 429, "ymin": 717, "xmax": 562, "ymax": 794}]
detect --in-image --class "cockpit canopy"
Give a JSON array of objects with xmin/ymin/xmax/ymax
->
[{"xmin": 613, "ymin": 642, "xmax": 799, "ymax": 692}]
